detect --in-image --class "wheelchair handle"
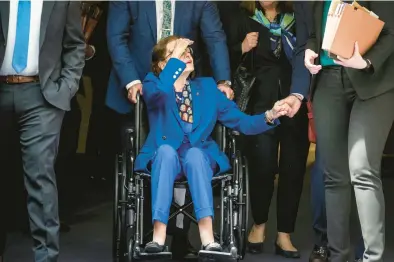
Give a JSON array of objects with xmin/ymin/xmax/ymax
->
[{"xmin": 135, "ymin": 93, "xmax": 142, "ymax": 155}]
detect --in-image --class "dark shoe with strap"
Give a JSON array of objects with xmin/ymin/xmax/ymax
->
[
  {"xmin": 275, "ymin": 243, "xmax": 301, "ymax": 259},
  {"xmin": 309, "ymin": 245, "xmax": 329, "ymax": 262},
  {"xmin": 202, "ymin": 242, "xmax": 222, "ymax": 252},
  {"xmin": 145, "ymin": 241, "xmax": 165, "ymax": 253}
]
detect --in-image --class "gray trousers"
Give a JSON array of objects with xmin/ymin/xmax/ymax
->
[
  {"xmin": 0, "ymin": 82, "xmax": 64, "ymax": 262},
  {"xmin": 313, "ymin": 67, "xmax": 394, "ymax": 262}
]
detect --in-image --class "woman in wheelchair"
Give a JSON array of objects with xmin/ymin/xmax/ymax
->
[{"xmin": 134, "ymin": 36, "xmax": 290, "ymax": 254}]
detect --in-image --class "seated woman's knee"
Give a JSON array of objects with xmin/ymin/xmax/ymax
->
[
  {"xmin": 184, "ymin": 147, "xmax": 207, "ymax": 166},
  {"xmin": 156, "ymin": 144, "xmax": 177, "ymax": 160}
]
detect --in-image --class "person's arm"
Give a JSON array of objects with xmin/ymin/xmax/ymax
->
[
  {"xmin": 306, "ymin": 3, "xmax": 318, "ymax": 52},
  {"xmin": 58, "ymin": 1, "xmax": 86, "ymax": 99},
  {"xmin": 199, "ymin": 2, "xmax": 231, "ymax": 82},
  {"xmin": 226, "ymin": 11, "xmax": 245, "ymax": 69},
  {"xmin": 214, "ymin": 79, "xmax": 280, "ymax": 135},
  {"xmin": 291, "ymin": 2, "xmax": 311, "ymax": 99},
  {"xmin": 107, "ymin": 1, "xmax": 140, "ymax": 89},
  {"xmin": 362, "ymin": 2, "xmax": 394, "ymax": 74},
  {"xmin": 142, "ymin": 58, "xmax": 186, "ymax": 109}
]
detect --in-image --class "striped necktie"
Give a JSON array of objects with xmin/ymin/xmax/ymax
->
[
  {"xmin": 161, "ymin": 0, "xmax": 172, "ymax": 39},
  {"xmin": 12, "ymin": 0, "xmax": 31, "ymax": 73}
]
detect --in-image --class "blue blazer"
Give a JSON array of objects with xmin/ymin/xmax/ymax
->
[
  {"xmin": 134, "ymin": 58, "xmax": 279, "ymax": 174},
  {"xmin": 105, "ymin": 1, "xmax": 231, "ymax": 114},
  {"xmin": 291, "ymin": 2, "xmax": 313, "ymax": 98}
]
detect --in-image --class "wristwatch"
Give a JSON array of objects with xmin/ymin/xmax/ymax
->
[
  {"xmin": 363, "ymin": 59, "xmax": 373, "ymax": 73},
  {"xmin": 217, "ymin": 80, "xmax": 232, "ymax": 87}
]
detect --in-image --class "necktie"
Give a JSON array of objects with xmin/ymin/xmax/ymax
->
[
  {"xmin": 12, "ymin": 0, "xmax": 31, "ymax": 74},
  {"xmin": 161, "ymin": 0, "xmax": 172, "ymax": 40}
]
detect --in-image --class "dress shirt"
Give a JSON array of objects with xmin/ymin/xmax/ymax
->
[
  {"xmin": 0, "ymin": 0, "xmax": 43, "ymax": 76},
  {"xmin": 126, "ymin": 0, "xmax": 176, "ymax": 90}
]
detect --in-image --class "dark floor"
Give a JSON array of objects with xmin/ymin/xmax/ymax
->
[{"xmin": 3, "ymin": 147, "xmax": 394, "ymax": 262}]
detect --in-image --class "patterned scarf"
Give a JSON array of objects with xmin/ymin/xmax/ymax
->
[{"xmin": 251, "ymin": 9, "xmax": 296, "ymax": 62}]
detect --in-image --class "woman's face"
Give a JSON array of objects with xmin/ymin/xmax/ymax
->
[
  {"xmin": 258, "ymin": 1, "xmax": 277, "ymax": 9},
  {"xmin": 163, "ymin": 40, "xmax": 194, "ymax": 73}
]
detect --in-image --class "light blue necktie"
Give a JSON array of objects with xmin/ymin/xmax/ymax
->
[{"xmin": 12, "ymin": 0, "xmax": 31, "ymax": 73}]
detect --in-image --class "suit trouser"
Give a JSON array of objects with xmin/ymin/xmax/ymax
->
[
  {"xmin": 311, "ymin": 145, "xmax": 365, "ymax": 259},
  {"xmin": 150, "ymin": 144, "xmax": 215, "ymax": 225},
  {"xmin": 313, "ymin": 67, "xmax": 394, "ymax": 262},
  {"xmin": 248, "ymin": 106, "xmax": 309, "ymax": 233},
  {"xmin": 0, "ymin": 82, "xmax": 64, "ymax": 262}
]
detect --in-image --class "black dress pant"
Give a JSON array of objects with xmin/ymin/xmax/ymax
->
[{"xmin": 247, "ymin": 104, "xmax": 309, "ymax": 233}]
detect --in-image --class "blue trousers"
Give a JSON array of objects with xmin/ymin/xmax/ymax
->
[
  {"xmin": 312, "ymin": 146, "xmax": 364, "ymax": 258},
  {"xmin": 150, "ymin": 144, "xmax": 215, "ymax": 225}
]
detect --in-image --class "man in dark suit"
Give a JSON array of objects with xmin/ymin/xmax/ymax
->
[
  {"xmin": 105, "ymin": 1, "xmax": 232, "ymax": 259},
  {"xmin": 0, "ymin": 1, "xmax": 85, "ymax": 261},
  {"xmin": 301, "ymin": 2, "xmax": 394, "ymax": 262}
]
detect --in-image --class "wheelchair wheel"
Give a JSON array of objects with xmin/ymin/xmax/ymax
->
[
  {"xmin": 113, "ymin": 154, "xmax": 122, "ymax": 260},
  {"xmin": 238, "ymin": 156, "xmax": 250, "ymax": 260}
]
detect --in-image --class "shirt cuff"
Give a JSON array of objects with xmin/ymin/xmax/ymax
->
[
  {"xmin": 126, "ymin": 80, "xmax": 142, "ymax": 90},
  {"xmin": 291, "ymin": 93, "xmax": 304, "ymax": 101}
]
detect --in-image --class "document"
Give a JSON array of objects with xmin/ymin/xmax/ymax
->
[{"xmin": 321, "ymin": 0, "xmax": 385, "ymax": 59}]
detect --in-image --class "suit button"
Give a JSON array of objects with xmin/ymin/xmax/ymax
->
[
  {"xmin": 162, "ymin": 136, "xmax": 167, "ymax": 140},
  {"xmin": 201, "ymin": 139, "xmax": 205, "ymax": 142}
]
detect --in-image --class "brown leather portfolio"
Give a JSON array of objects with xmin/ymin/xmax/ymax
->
[{"xmin": 322, "ymin": 1, "xmax": 385, "ymax": 59}]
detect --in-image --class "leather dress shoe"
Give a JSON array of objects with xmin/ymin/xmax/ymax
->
[
  {"xmin": 275, "ymin": 243, "xmax": 301, "ymax": 259},
  {"xmin": 309, "ymin": 245, "xmax": 329, "ymax": 262}
]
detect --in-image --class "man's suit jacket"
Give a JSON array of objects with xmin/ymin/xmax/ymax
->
[
  {"xmin": 307, "ymin": 1, "xmax": 394, "ymax": 100},
  {"xmin": 292, "ymin": 1, "xmax": 313, "ymax": 98},
  {"xmin": 134, "ymin": 58, "xmax": 278, "ymax": 174},
  {"xmin": 0, "ymin": 1, "xmax": 85, "ymax": 111},
  {"xmin": 105, "ymin": 1, "xmax": 231, "ymax": 114}
]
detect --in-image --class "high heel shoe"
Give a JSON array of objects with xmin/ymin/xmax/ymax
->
[
  {"xmin": 275, "ymin": 242, "xmax": 301, "ymax": 259},
  {"xmin": 247, "ymin": 241, "xmax": 264, "ymax": 254}
]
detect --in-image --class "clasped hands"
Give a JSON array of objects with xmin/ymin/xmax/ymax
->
[{"xmin": 268, "ymin": 95, "xmax": 302, "ymax": 120}]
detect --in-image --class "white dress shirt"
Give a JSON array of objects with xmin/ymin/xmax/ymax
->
[
  {"xmin": 0, "ymin": 0, "xmax": 44, "ymax": 76},
  {"xmin": 126, "ymin": 0, "xmax": 176, "ymax": 90}
]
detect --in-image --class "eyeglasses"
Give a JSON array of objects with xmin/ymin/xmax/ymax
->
[{"xmin": 165, "ymin": 47, "xmax": 193, "ymax": 60}]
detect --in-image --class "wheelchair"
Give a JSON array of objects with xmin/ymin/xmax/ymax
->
[{"xmin": 113, "ymin": 94, "xmax": 250, "ymax": 262}]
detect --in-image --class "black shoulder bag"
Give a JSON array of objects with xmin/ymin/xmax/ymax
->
[{"xmin": 232, "ymin": 50, "xmax": 255, "ymax": 112}]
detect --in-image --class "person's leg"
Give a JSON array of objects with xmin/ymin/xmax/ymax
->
[
  {"xmin": 148, "ymin": 144, "xmax": 180, "ymax": 249},
  {"xmin": 276, "ymin": 104, "xmax": 309, "ymax": 255},
  {"xmin": 348, "ymin": 90, "xmax": 394, "ymax": 262},
  {"xmin": 310, "ymin": 145, "xmax": 328, "ymax": 247},
  {"xmin": 354, "ymin": 237, "xmax": 365, "ymax": 260},
  {"xmin": 182, "ymin": 147, "xmax": 220, "ymax": 251},
  {"xmin": 15, "ymin": 83, "xmax": 64, "ymax": 262},
  {"xmin": 247, "ymin": 131, "xmax": 278, "ymax": 250},
  {"xmin": 313, "ymin": 68, "xmax": 353, "ymax": 262}
]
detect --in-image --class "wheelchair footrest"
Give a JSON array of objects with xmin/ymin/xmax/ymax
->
[
  {"xmin": 135, "ymin": 247, "xmax": 172, "ymax": 260},
  {"xmin": 198, "ymin": 250, "xmax": 237, "ymax": 262}
]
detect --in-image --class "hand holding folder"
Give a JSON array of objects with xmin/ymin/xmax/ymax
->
[
  {"xmin": 322, "ymin": 0, "xmax": 385, "ymax": 59},
  {"xmin": 80, "ymin": 3, "xmax": 103, "ymax": 43}
]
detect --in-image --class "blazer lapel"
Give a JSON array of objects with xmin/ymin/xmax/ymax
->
[
  {"xmin": 191, "ymin": 81, "xmax": 201, "ymax": 131},
  {"xmin": 145, "ymin": 1, "xmax": 157, "ymax": 42},
  {"xmin": 39, "ymin": 1, "xmax": 55, "ymax": 49},
  {"xmin": 0, "ymin": 1, "xmax": 10, "ymax": 42}
]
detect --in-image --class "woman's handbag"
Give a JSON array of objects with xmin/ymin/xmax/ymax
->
[
  {"xmin": 232, "ymin": 51, "xmax": 255, "ymax": 112},
  {"xmin": 306, "ymin": 98, "xmax": 316, "ymax": 143}
]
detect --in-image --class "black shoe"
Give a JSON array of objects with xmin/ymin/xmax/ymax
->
[
  {"xmin": 247, "ymin": 241, "xmax": 264, "ymax": 254},
  {"xmin": 171, "ymin": 234, "xmax": 198, "ymax": 259},
  {"xmin": 275, "ymin": 243, "xmax": 301, "ymax": 259},
  {"xmin": 202, "ymin": 242, "xmax": 222, "ymax": 252},
  {"xmin": 145, "ymin": 241, "xmax": 165, "ymax": 253},
  {"xmin": 309, "ymin": 245, "xmax": 328, "ymax": 262}
]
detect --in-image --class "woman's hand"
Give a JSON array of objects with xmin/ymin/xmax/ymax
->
[
  {"xmin": 241, "ymin": 32, "xmax": 258, "ymax": 54},
  {"xmin": 334, "ymin": 42, "xmax": 368, "ymax": 69},
  {"xmin": 266, "ymin": 101, "xmax": 291, "ymax": 121},
  {"xmin": 304, "ymin": 49, "xmax": 322, "ymax": 75},
  {"xmin": 171, "ymin": 38, "xmax": 194, "ymax": 59}
]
